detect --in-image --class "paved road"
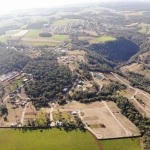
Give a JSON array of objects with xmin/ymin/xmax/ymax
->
[{"xmin": 102, "ymin": 101, "xmax": 132, "ymax": 136}]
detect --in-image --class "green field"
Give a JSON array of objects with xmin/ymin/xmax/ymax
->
[
  {"xmin": 138, "ymin": 26, "xmax": 147, "ymax": 33},
  {"xmin": 0, "ymin": 30, "xmax": 21, "ymax": 42},
  {"xmin": 0, "ymin": 35, "xmax": 9, "ymax": 42},
  {"xmin": 10, "ymin": 79, "xmax": 23, "ymax": 91},
  {"xmin": 53, "ymin": 19, "xmax": 79, "ymax": 26},
  {"xmin": 0, "ymin": 129, "xmax": 99, "ymax": 150},
  {"xmin": 95, "ymin": 36, "xmax": 116, "ymax": 43},
  {"xmin": 19, "ymin": 41, "xmax": 58, "ymax": 46},
  {"xmin": 21, "ymin": 34, "xmax": 67, "ymax": 46},
  {"xmin": 51, "ymin": 34, "xmax": 68, "ymax": 41},
  {"xmin": 24, "ymin": 30, "xmax": 40, "ymax": 38},
  {"xmin": 101, "ymin": 138, "xmax": 141, "ymax": 150}
]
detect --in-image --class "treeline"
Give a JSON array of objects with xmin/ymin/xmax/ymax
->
[
  {"xmin": 124, "ymin": 72, "xmax": 150, "ymax": 93},
  {"xmin": 39, "ymin": 32, "xmax": 52, "ymax": 37},
  {"xmin": 0, "ymin": 48, "xmax": 30, "ymax": 75},
  {"xmin": 24, "ymin": 51, "xmax": 77, "ymax": 109},
  {"xmin": 79, "ymin": 50, "xmax": 114, "ymax": 73}
]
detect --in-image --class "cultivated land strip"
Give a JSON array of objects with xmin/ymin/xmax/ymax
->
[{"xmin": 102, "ymin": 101, "xmax": 132, "ymax": 136}]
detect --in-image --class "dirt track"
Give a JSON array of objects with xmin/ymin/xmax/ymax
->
[{"xmin": 21, "ymin": 38, "xmax": 60, "ymax": 43}]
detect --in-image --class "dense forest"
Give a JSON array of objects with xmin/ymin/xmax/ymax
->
[
  {"xmin": 0, "ymin": 48, "xmax": 30, "ymax": 75},
  {"xmin": 88, "ymin": 38, "xmax": 139, "ymax": 62},
  {"xmin": 24, "ymin": 51, "xmax": 77, "ymax": 109}
]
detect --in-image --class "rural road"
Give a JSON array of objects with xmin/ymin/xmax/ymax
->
[
  {"xmin": 111, "ymin": 72, "xmax": 150, "ymax": 117},
  {"xmin": 102, "ymin": 101, "xmax": 132, "ymax": 136},
  {"xmin": 3, "ymin": 95, "xmax": 9, "ymax": 103},
  {"xmin": 50, "ymin": 106, "xmax": 55, "ymax": 126},
  {"xmin": 20, "ymin": 102, "xmax": 29, "ymax": 125}
]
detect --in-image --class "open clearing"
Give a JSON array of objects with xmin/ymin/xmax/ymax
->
[
  {"xmin": 53, "ymin": 19, "xmax": 79, "ymax": 26},
  {"xmin": 95, "ymin": 36, "xmax": 116, "ymax": 43},
  {"xmin": 12, "ymin": 30, "xmax": 29, "ymax": 37},
  {"xmin": 138, "ymin": 26, "xmax": 147, "ymax": 34},
  {"xmin": 21, "ymin": 33, "xmax": 67, "ymax": 46},
  {"xmin": 0, "ymin": 128, "xmax": 99, "ymax": 150},
  {"xmin": 57, "ymin": 101, "xmax": 140, "ymax": 139},
  {"xmin": 19, "ymin": 41, "xmax": 58, "ymax": 46},
  {"xmin": 101, "ymin": 137, "xmax": 141, "ymax": 150},
  {"xmin": 68, "ymin": 50, "xmax": 86, "ymax": 55},
  {"xmin": 24, "ymin": 30, "xmax": 40, "ymax": 38}
]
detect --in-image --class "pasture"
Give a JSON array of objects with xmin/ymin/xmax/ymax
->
[
  {"xmin": 19, "ymin": 40, "xmax": 58, "ymax": 46},
  {"xmin": 138, "ymin": 26, "xmax": 147, "ymax": 34},
  {"xmin": 10, "ymin": 79, "xmax": 23, "ymax": 92},
  {"xmin": 95, "ymin": 36, "xmax": 116, "ymax": 43},
  {"xmin": 53, "ymin": 19, "xmax": 79, "ymax": 26},
  {"xmin": 57, "ymin": 101, "xmax": 140, "ymax": 139},
  {"xmin": 0, "ymin": 30, "xmax": 21, "ymax": 42},
  {"xmin": 0, "ymin": 128, "xmax": 99, "ymax": 150},
  {"xmin": 21, "ymin": 33, "xmax": 67, "ymax": 46},
  {"xmin": 101, "ymin": 138, "xmax": 141, "ymax": 150},
  {"xmin": 24, "ymin": 30, "xmax": 40, "ymax": 38}
]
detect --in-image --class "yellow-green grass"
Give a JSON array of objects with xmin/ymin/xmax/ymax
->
[
  {"xmin": 0, "ymin": 30, "xmax": 21, "ymax": 42},
  {"xmin": 10, "ymin": 79, "xmax": 23, "ymax": 91},
  {"xmin": 19, "ymin": 41, "xmax": 57, "ymax": 46},
  {"xmin": 24, "ymin": 30, "xmax": 40, "ymax": 38},
  {"xmin": 89, "ymin": 124, "xmax": 101, "ymax": 129},
  {"xmin": 0, "ymin": 35, "xmax": 9, "ymax": 42},
  {"xmin": 138, "ymin": 26, "xmax": 147, "ymax": 34},
  {"xmin": 100, "ymin": 138, "xmax": 141, "ymax": 150},
  {"xmin": 68, "ymin": 50, "xmax": 86, "ymax": 55},
  {"xmin": 51, "ymin": 34, "xmax": 68, "ymax": 41},
  {"xmin": 0, "ymin": 128, "xmax": 99, "ymax": 150},
  {"xmin": 53, "ymin": 19, "xmax": 79, "ymax": 26},
  {"xmin": 53, "ymin": 111, "xmax": 71, "ymax": 121},
  {"xmin": 95, "ymin": 36, "xmax": 116, "ymax": 43}
]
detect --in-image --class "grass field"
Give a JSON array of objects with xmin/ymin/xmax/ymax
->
[
  {"xmin": 0, "ymin": 30, "xmax": 21, "ymax": 42},
  {"xmin": 138, "ymin": 26, "xmax": 147, "ymax": 33},
  {"xmin": 10, "ymin": 79, "xmax": 23, "ymax": 91},
  {"xmin": 51, "ymin": 35, "xmax": 68, "ymax": 41},
  {"xmin": 53, "ymin": 19, "xmax": 79, "ymax": 26},
  {"xmin": 19, "ymin": 40, "xmax": 57, "ymax": 46},
  {"xmin": 101, "ymin": 138, "xmax": 141, "ymax": 150},
  {"xmin": 95, "ymin": 36, "xmax": 116, "ymax": 43},
  {"xmin": 0, "ymin": 129, "xmax": 99, "ymax": 150},
  {"xmin": 24, "ymin": 30, "xmax": 40, "ymax": 38}
]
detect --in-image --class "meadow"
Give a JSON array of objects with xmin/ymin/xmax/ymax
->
[
  {"xmin": 95, "ymin": 36, "xmax": 116, "ymax": 43},
  {"xmin": 10, "ymin": 79, "xmax": 23, "ymax": 91},
  {"xmin": 138, "ymin": 26, "xmax": 147, "ymax": 33},
  {"xmin": 0, "ymin": 128, "xmax": 99, "ymax": 150},
  {"xmin": 100, "ymin": 138, "xmax": 141, "ymax": 150}
]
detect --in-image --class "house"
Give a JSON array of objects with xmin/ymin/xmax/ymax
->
[
  {"xmin": 78, "ymin": 80, "xmax": 84, "ymax": 85},
  {"xmin": 56, "ymin": 121, "xmax": 62, "ymax": 126},
  {"xmin": 10, "ymin": 122, "xmax": 17, "ymax": 127},
  {"xmin": 63, "ymin": 88, "xmax": 68, "ymax": 92},
  {"xmin": 72, "ymin": 111, "xmax": 78, "ymax": 115}
]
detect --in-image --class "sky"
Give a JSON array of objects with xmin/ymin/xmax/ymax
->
[{"xmin": 0, "ymin": 0, "xmax": 149, "ymax": 13}]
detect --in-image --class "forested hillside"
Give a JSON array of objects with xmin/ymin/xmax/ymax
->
[
  {"xmin": 0, "ymin": 48, "xmax": 30, "ymax": 75},
  {"xmin": 89, "ymin": 38, "xmax": 139, "ymax": 62},
  {"xmin": 24, "ymin": 51, "xmax": 77, "ymax": 109}
]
